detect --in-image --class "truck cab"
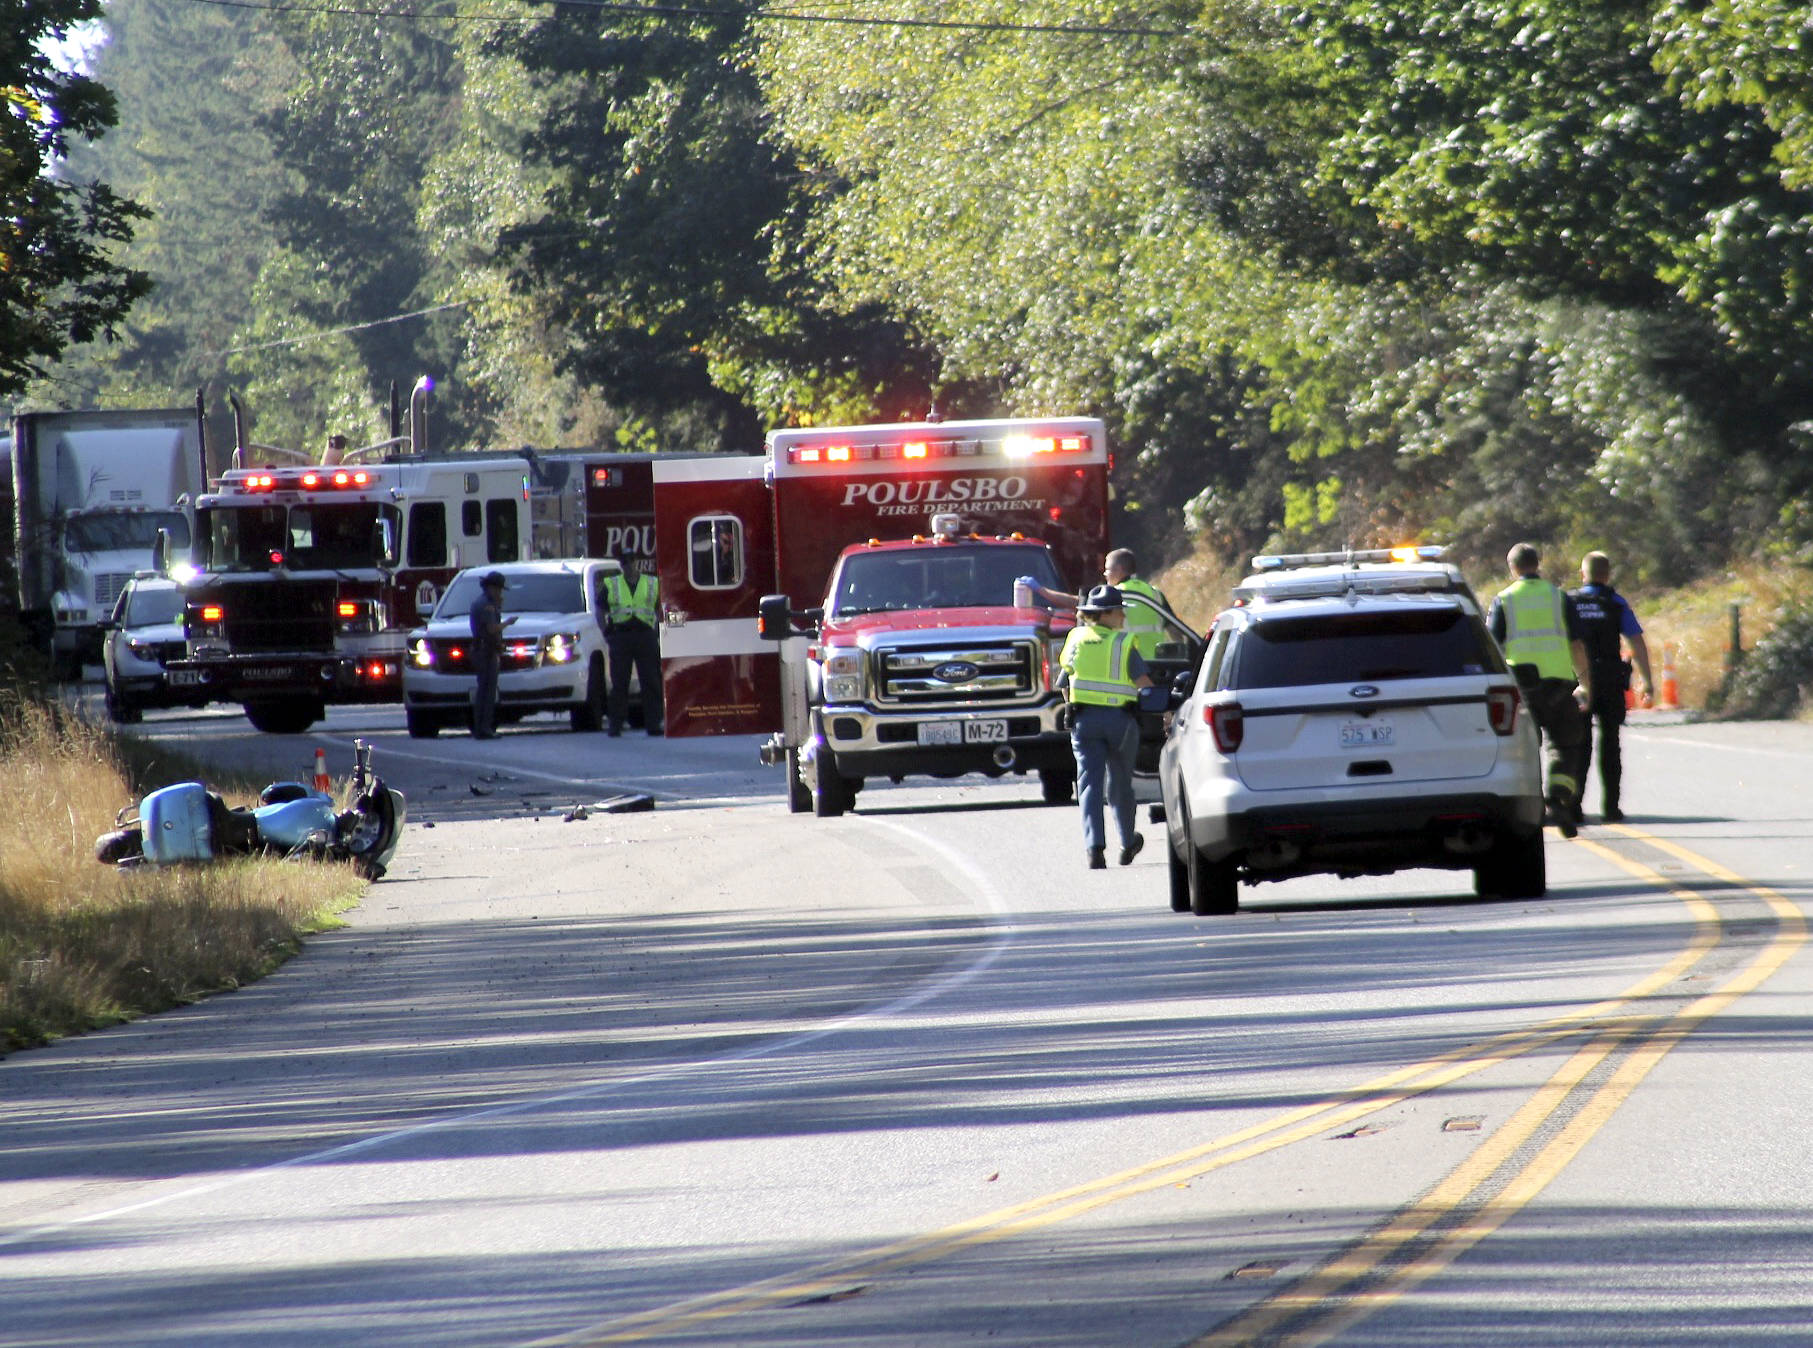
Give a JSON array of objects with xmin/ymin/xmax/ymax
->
[{"xmin": 770, "ymin": 522, "xmax": 1083, "ymax": 816}]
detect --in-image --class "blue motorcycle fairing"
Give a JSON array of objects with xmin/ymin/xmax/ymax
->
[{"xmin": 141, "ymin": 782, "xmax": 215, "ymax": 864}]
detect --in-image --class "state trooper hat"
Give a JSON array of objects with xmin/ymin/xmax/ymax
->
[
  {"xmin": 481, "ymin": 571, "xmax": 507, "ymax": 588},
  {"xmin": 1078, "ymin": 584, "xmax": 1124, "ymax": 613}
]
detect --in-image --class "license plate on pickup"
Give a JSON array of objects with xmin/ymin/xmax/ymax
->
[
  {"xmin": 915, "ymin": 720, "xmax": 1009, "ymax": 746},
  {"xmin": 1340, "ymin": 717, "xmax": 1394, "ymax": 748}
]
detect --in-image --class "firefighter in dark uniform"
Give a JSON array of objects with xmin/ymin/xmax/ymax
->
[
  {"xmin": 1058, "ymin": 585, "xmax": 1154, "ymax": 870},
  {"xmin": 1569, "ymin": 551, "xmax": 1655, "ymax": 823},
  {"xmin": 1488, "ymin": 543, "xmax": 1594, "ymax": 837},
  {"xmin": 603, "ymin": 556, "xmax": 664, "ymax": 737}
]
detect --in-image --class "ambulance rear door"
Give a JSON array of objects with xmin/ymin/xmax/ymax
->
[{"xmin": 652, "ymin": 455, "xmax": 777, "ymax": 737}]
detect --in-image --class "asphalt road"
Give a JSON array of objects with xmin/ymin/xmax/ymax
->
[{"xmin": 3, "ymin": 702, "xmax": 1811, "ymax": 1346}]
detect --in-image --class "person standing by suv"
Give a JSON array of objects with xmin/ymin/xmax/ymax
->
[
  {"xmin": 1488, "ymin": 543, "xmax": 1593, "ymax": 836},
  {"xmin": 468, "ymin": 571, "xmax": 510, "ymax": 740},
  {"xmin": 1058, "ymin": 585, "xmax": 1154, "ymax": 869},
  {"xmin": 1570, "ymin": 551, "xmax": 1655, "ymax": 823},
  {"xmin": 603, "ymin": 555, "xmax": 664, "ymax": 737}
]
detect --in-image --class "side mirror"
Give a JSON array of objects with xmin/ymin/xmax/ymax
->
[
  {"xmin": 372, "ymin": 518, "xmax": 398, "ymax": 567},
  {"xmin": 757, "ymin": 594, "xmax": 795, "ymax": 641},
  {"xmin": 1169, "ymin": 668, "xmax": 1195, "ymax": 710},
  {"xmin": 152, "ymin": 528, "xmax": 171, "ymax": 575}
]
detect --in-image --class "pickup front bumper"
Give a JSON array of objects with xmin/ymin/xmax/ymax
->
[{"xmin": 812, "ymin": 699, "xmax": 1074, "ymax": 779}]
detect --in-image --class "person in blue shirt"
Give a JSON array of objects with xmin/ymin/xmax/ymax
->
[{"xmin": 1569, "ymin": 552, "xmax": 1655, "ymax": 823}]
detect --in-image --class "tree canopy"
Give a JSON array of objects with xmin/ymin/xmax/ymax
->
[
  {"xmin": 1, "ymin": 0, "xmax": 149, "ymax": 401},
  {"xmin": 17, "ymin": 0, "xmax": 1813, "ymax": 582}
]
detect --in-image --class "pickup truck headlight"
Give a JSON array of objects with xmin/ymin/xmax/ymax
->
[
  {"xmin": 822, "ymin": 648, "xmax": 863, "ymax": 703},
  {"xmin": 407, "ymin": 636, "xmax": 433, "ymax": 669},
  {"xmin": 543, "ymin": 633, "xmax": 581, "ymax": 664}
]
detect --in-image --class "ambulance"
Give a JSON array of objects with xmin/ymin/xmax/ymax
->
[{"xmin": 647, "ymin": 416, "xmax": 1119, "ymax": 815}]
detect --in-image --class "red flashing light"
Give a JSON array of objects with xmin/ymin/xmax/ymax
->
[
  {"xmin": 200, "ymin": 605, "xmax": 223, "ymax": 622},
  {"xmin": 449, "ymin": 645, "xmax": 465, "ymax": 660},
  {"xmin": 332, "ymin": 471, "xmax": 350, "ymax": 487},
  {"xmin": 301, "ymin": 472, "xmax": 320, "ymax": 487},
  {"xmin": 336, "ymin": 601, "xmax": 359, "ymax": 618},
  {"xmin": 825, "ymin": 445, "xmax": 852, "ymax": 462},
  {"xmin": 795, "ymin": 447, "xmax": 822, "ymax": 464},
  {"xmin": 902, "ymin": 442, "xmax": 928, "ymax": 459},
  {"xmin": 268, "ymin": 550, "xmax": 284, "ymax": 566}
]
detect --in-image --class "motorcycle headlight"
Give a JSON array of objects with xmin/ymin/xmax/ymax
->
[
  {"xmin": 543, "ymin": 633, "xmax": 581, "ymax": 664},
  {"xmin": 407, "ymin": 636, "xmax": 433, "ymax": 668},
  {"xmin": 822, "ymin": 648, "xmax": 863, "ymax": 703}
]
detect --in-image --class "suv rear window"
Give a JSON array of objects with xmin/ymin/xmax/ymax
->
[{"xmin": 1235, "ymin": 608, "xmax": 1495, "ymax": 689}]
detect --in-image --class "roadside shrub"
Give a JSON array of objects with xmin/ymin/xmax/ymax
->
[{"xmin": 1707, "ymin": 601, "xmax": 1813, "ymax": 720}]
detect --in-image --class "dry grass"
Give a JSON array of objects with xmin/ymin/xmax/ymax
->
[
  {"xmin": 0, "ymin": 699, "xmax": 365, "ymax": 1052},
  {"xmin": 1155, "ymin": 547, "xmax": 1812, "ymax": 717}
]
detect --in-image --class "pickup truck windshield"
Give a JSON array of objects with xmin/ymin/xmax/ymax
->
[
  {"xmin": 829, "ymin": 544, "xmax": 1065, "ymax": 617},
  {"xmin": 201, "ymin": 503, "xmax": 398, "ymax": 571}
]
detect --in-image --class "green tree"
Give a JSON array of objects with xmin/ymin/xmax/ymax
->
[{"xmin": 1, "ymin": 0, "xmax": 149, "ymax": 401}]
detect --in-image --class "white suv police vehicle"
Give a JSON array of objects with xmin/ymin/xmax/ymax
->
[
  {"xmin": 1158, "ymin": 547, "xmax": 1546, "ymax": 916},
  {"xmin": 401, "ymin": 559, "xmax": 619, "ymax": 737}
]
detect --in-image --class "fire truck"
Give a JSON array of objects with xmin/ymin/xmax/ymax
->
[
  {"xmin": 167, "ymin": 445, "xmax": 540, "ymax": 734},
  {"xmin": 645, "ymin": 416, "xmax": 1115, "ymax": 816}
]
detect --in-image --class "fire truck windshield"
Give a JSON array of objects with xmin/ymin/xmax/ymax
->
[
  {"xmin": 830, "ymin": 544, "xmax": 1064, "ymax": 616},
  {"xmin": 201, "ymin": 502, "xmax": 399, "ymax": 571}
]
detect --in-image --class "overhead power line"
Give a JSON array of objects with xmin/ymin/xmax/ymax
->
[
  {"xmin": 201, "ymin": 300, "xmax": 470, "ymax": 359},
  {"xmin": 180, "ymin": 0, "xmax": 1190, "ymax": 38}
]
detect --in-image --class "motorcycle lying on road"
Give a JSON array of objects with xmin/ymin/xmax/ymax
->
[{"xmin": 95, "ymin": 739, "xmax": 405, "ymax": 879}]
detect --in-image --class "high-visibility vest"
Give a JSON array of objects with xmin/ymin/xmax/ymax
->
[
  {"xmin": 1117, "ymin": 576, "xmax": 1169, "ymax": 658},
  {"xmin": 1496, "ymin": 576, "xmax": 1573, "ymax": 679},
  {"xmin": 1061, "ymin": 624, "xmax": 1138, "ymax": 707},
  {"xmin": 604, "ymin": 572, "xmax": 660, "ymax": 627}
]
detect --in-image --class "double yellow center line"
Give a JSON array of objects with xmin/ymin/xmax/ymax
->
[{"xmin": 528, "ymin": 827, "xmax": 1801, "ymax": 1347}]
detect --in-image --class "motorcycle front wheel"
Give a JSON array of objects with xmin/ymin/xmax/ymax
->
[{"xmin": 95, "ymin": 826, "xmax": 145, "ymax": 866}]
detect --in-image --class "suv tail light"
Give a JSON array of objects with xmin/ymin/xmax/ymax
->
[
  {"xmin": 1487, "ymin": 684, "xmax": 1519, "ymax": 736},
  {"xmin": 1204, "ymin": 701, "xmax": 1244, "ymax": 753}
]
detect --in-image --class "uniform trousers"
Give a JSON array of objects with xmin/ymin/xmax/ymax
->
[
  {"xmin": 1525, "ymin": 678, "xmax": 1590, "ymax": 812},
  {"xmin": 1070, "ymin": 702, "xmax": 1138, "ymax": 854},
  {"xmin": 1582, "ymin": 688, "xmax": 1628, "ymax": 815},
  {"xmin": 471, "ymin": 652, "xmax": 501, "ymax": 738},
  {"xmin": 607, "ymin": 623, "xmax": 663, "ymax": 734}
]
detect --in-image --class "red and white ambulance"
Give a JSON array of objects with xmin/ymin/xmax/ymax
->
[{"xmin": 647, "ymin": 416, "xmax": 1114, "ymax": 815}]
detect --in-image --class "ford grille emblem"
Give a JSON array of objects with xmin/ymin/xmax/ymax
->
[
  {"xmin": 934, "ymin": 660, "xmax": 979, "ymax": 683},
  {"xmin": 1350, "ymin": 684, "xmax": 1381, "ymax": 698}
]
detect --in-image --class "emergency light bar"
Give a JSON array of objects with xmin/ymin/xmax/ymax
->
[
  {"xmin": 1251, "ymin": 545, "xmax": 1448, "ymax": 570},
  {"xmin": 232, "ymin": 468, "xmax": 375, "ymax": 493},
  {"xmin": 784, "ymin": 433, "xmax": 1091, "ymax": 466}
]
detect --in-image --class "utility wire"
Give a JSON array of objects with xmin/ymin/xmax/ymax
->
[
  {"xmin": 180, "ymin": 0, "xmax": 1191, "ymax": 38},
  {"xmin": 200, "ymin": 299, "xmax": 469, "ymax": 358}
]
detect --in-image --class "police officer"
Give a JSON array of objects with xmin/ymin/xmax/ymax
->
[
  {"xmin": 603, "ymin": 555, "xmax": 663, "ymax": 737},
  {"xmin": 1029, "ymin": 548, "xmax": 1174, "ymax": 658},
  {"xmin": 1487, "ymin": 543, "xmax": 1593, "ymax": 837},
  {"xmin": 1569, "ymin": 551, "xmax": 1654, "ymax": 823},
  {"xmin": 468, "ymin": 571, "xmax": 511, "ymax": 740},
  {"xmin": 1058, "ymin": 585, "xmax": 1154, "ymax": 869}
]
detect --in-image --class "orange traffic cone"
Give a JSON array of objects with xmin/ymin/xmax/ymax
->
[
  {"xmin": 1657, "ymin": 642, "xmax": 1679, "ymax": 710},
  {"xmin": 313, "ymin": 747, "xmax": 332, "ymax": 794}
]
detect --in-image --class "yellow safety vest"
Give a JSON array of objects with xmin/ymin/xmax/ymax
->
[
  {"xmin": 604, "ymin": 572, "xmax": 660, "ymax": 627},
  {"xmin": 1496, "ymin": 576, "xmax": 1573, "ymax": 679},
  {"xmin": 1117, "ymin": 576, "xmax": 1169, "ymax": 659},
  {"xmin": 1061, "ymin": 624, "xmax": 1137, "ymax": 707}
]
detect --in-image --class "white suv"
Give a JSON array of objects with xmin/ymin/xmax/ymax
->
[
  {"xmin": 401, "ymin": 559, "xmax": 619, "ymax": 737},
  {"xmin": 1158, "ymin": 548, "xmax": 1545, "ymax": 915}
]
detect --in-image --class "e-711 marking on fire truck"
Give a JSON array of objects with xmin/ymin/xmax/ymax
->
[
  {"xmin": 647, "ymin": 416, "xmax": 1110, "ymax": 816},
  {"xmin": 168, "ymin": 454, "xmax": 535, "ymax": 734}
]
